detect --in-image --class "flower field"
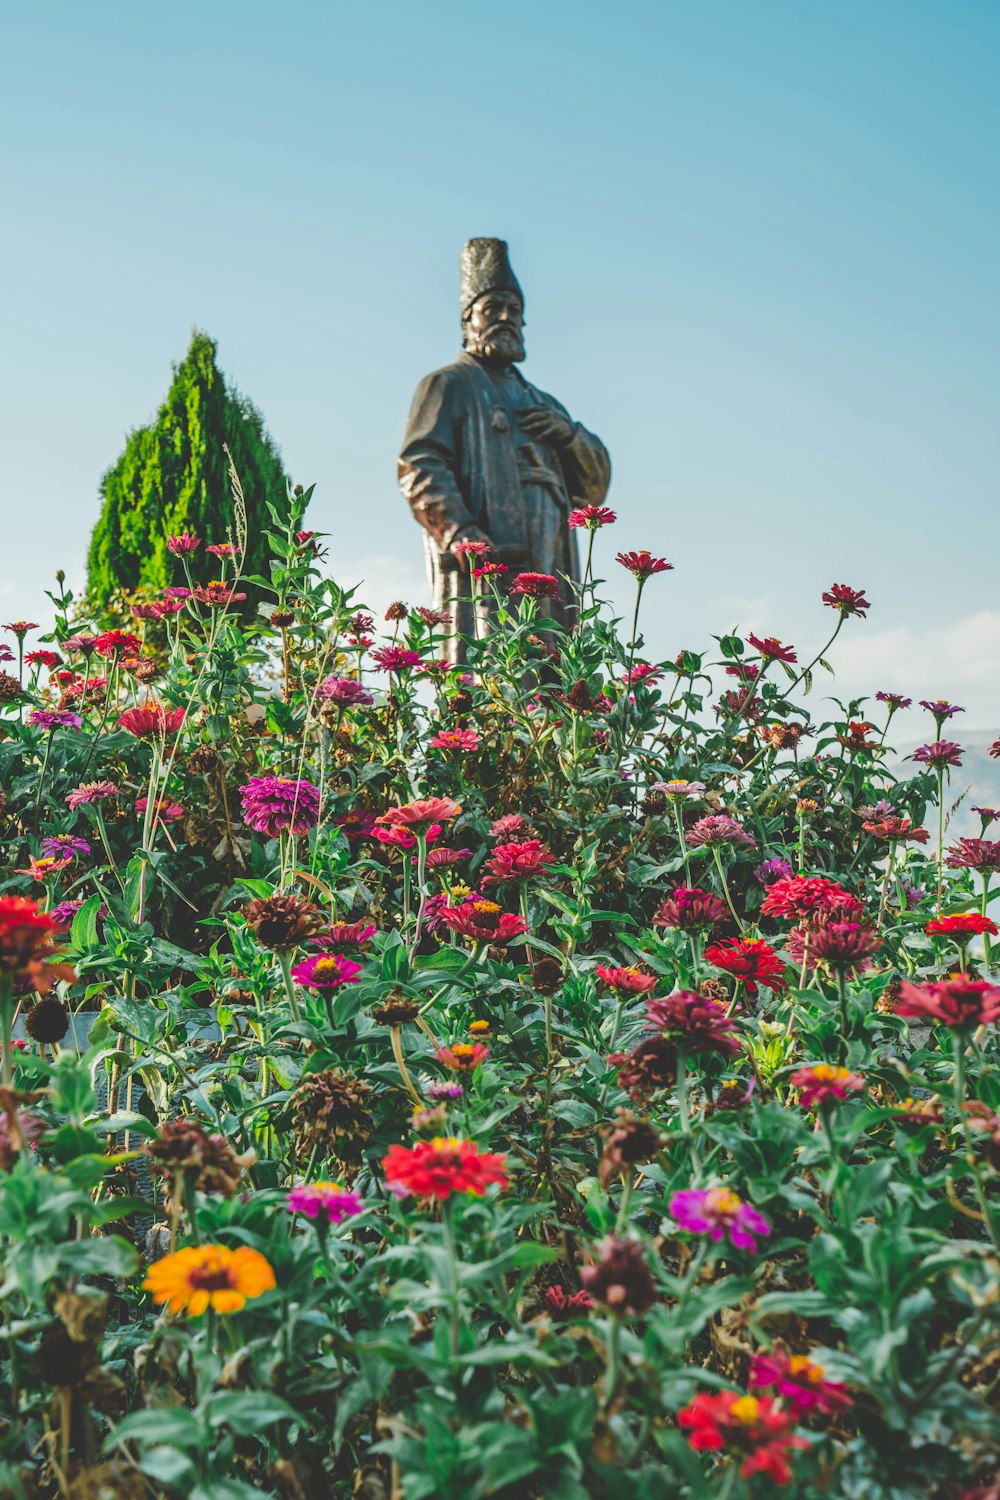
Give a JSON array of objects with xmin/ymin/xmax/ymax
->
[{"xmin": 3, "ymin": 487, "xmax": 1000, "ymax": 1499}]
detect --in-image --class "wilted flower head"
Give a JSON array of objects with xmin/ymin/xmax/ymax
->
[
  {"xmin": 580, "ymin": 1234, "xmax": 658, "ymax": 1315},
  {"xmin": 245, "ymin": 893, "xmax": 325, "ymax": 950},
  {"xmin": 146, "ymin": 1117, "xmax": 255, "ymax": 1198}
]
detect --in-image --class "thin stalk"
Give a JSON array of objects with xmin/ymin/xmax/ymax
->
[{"xmin": 711, "ymin": 845, "xmax": 743, "ymax": 933}]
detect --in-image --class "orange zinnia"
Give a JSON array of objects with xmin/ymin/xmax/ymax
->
[{"xmin": 143, "ymin": 1244, "xmax": 275, "ymax": 1317}]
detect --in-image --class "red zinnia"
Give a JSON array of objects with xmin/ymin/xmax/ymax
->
[
  {"xmin": 166, "ymin": 532, "xmax": 201, "ymax": 554},
  {"xmin": 438, "ymin": 900, "xmax": 528, "ymax": 944},
  {"xmin": 822, "ymin": 583, "xmax": 870, "ymax": 618},
  {"xmin": 862, "ymin": 816, "xmax": 929, "ymax": 844},
  {"xmin": 677, "ymin": 1390, "xmax": 808, "ymax": 1486},
  {"xmin": 371, "ymin": 646, "xmax": 424, "ymax": 671},
  {"xmin": 595, "ymin": 964, "xmax": 658, "ymax": 995},
  {"xmin": 472, "ymin": 562, "xmax": 508, "ymax": 578},
  {"xmin": 760, "ymin": 875, "xmax": 859, "ymax": 922},
  {"xmin": 945, "ymin": 839, "xmax": 1000, "ymax": 873},
  {"xmin": 118, "ymin": 704, "xmax": 186, "ymax": 738},
  {"xmin": 645, "ymin": 990, "xmax": 743, "ymax": 1054},
  {"xmin": 509, "ymin": 572, "xmax": 561, "ymax": 599},
  {"xmin": 93, "ymin": 629, "xmax": 142, "ymax": 658},
  {"xmin": 654, "ymin": 887, "xmax": 730, "ymax": 932},
  {"xmin": 926, "ymin": 913, "xmax": 998, "ymax": 940},
  {"xmin": 436, "ymin": 1042, "xmax": 490, "ymax": 1072},
  {"xmin": 895, "ymin": 976, "xmax": 1000, "ymax": 1031},
  {"xmin": 381, "ymin": 1136, "xmax": 508, "ymax": 1200},
  {"xmin": 568, "ymin": 505, "xmax": 616, "ymax": 529},
  {"xmin": 615, "ymin": 550, "xmax": 673, "ymax": 580},
  {"xmin": 747, "ymin": 633, "xmax": 797, "ymax": 663},
  {"xmin": 704, "ymin": 938, "xmax": 786, "ymax": 997}
]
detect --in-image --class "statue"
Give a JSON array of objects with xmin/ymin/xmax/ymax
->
[{"xmin": 398, "ymin": 238, "xmax": 612, "ymax": 661}]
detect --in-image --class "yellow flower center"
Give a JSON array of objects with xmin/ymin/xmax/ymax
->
[
  {"xmin": 471, "ymin": 901, "xmax": 501, "ymax": 915},
  {"xmin": 706, "ymin": 1187, "xmax": 742, "ymax": 1215},
  {"xmin": 312, "ymin": 957, "xmax": 343, "ymax": 978},
  {"xmin": 729, "ymin": 1395, "xmax": 761, "ymax": 1425},
  {"xmin": 788, "ymin": 1355, "xmax": 823, "ymax": 1383},
  {"xmin": 811, "ymin": 1065, "xmax": 850, "ymax": 1084},
  {"xmin": 469, "ymin": 1021, "xmax": 490, "ymax": 1035},
  {"xmin": 312, "ymin": 1180, "xmax": 346, "ymax": 1194}
]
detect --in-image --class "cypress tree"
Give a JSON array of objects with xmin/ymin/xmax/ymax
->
[{"xmin": 86, "ymin": 330, "xmax": 290, "ymax": 606}]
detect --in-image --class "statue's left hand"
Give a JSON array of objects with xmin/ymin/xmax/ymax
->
[{"xmin": 517, "ymin": 407, "xmax": 576, "ymax": 447}]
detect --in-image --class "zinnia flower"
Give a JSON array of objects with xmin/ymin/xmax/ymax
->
[
  {"xmin": 822, "ymin": 583, "xmax": 870, "ymax": 617},
  {"xmin": 240, "ymin": 776, "xmax": 321, "ymax": 837},
  {"xmin": 429, "ymin": 728, "xmax": 480, "ymax": 751},
  {"xmin": 686, "ymin": 815, "xmax": 755, "ymax": 849},
  {"xmin": 747, "ymin": 633, "xmax": 797, "ymax": 663},
  {"xmin": 24, "ymin": 649, "xmax": 61, "ymax": 670},
  {"xmin": 754, "ymin": 859, "xmax": 793, "ymax": 886},
  {"xmin": 946, "ymin": 839, "xmax": 1000, "ymax": 873},
  {"xmin": 27, "ymin": 709, "xmax": 82, "ymax": 731},
  {"xmin": 654, "ymin": 887, "xmax": 730, "ymax": 931},
  {"xmin": 760, "ymin": 875, "xmax": 859, "ymax": 921},
  {"xmin": 438, "ymin": 900, "xmax": 527, "ymax": 944},
  {"xmin": 482, "ymin": 838, "xmax": 555, "ymax": 885},
  {"xmin": 193, "ymin": 583, "xmax": 247, "ymax": 606},
  {"xmin": 861, "ymin": 816, "xmax": 929, "ymax": 844},
  {"xmin": 287, "ymin": 1180, "xmax": 364, "ymax": 1225},
  {"xmin": 790, "ymin": 1064, "xmax": 866, "ymax": 1110},
  {"xmin": 377, "ymin": 797, "xmax": 461, "ymax": 831},
  {"xmin": 244, "ymin": 893, "xmax": 325, "ymax": 950},
  {"xmin": 472, "ymin": 562, "xmax": 508, "ymax": 578},
  {"xmin": 0, "ymin": 895, "xmax": 63, "ymax": 973},
  {"xmin": 926, "ymin": 912, "xmax": 998, "ymax": 940},
  {"xmin": 381, "ymin": 1136, "xmax": 507, "ymax": 1200},
  {"xmin": 615, "ymin": 550, "xmax": 673, "ymax": 579},
  {"xmin": 920, "ymin": 698, "xmax": 963, "ymax": 720},
  {"xmin": 806, "ymin": 920, "xmax": 881, "ymax": 974},
  {"xmin": 678, "ymin": 1390, "xmax": 808, "ymax": 1485},
  {"xmin": 40, "ymin": 835, "xmax": 90, "ymax": 860},
  {"xmin": 646, "ymin": 990, "xmax": 743, "ymax": 1054},
  {"xmin": 319, "ymin": 676, "xmax": 374, "ymax": 706},
  {"xmin": 165, "ymin": 532, "xmax": 201, "ymax": 554},
  {"xmin": 66, "ymin": 781, "xmax": 120, "ymax": 809},
  {"xmin": 752, "ymin": 1346, "xmax": 853, "ymax": 1419},
  {"xmin": 911, "ymin": 741, "xmax": 963, "ymax": 770},
  {"xmin": 509, "ymin": 572, "xmax": 561, "ymax": 599},
  {"xmin": 436, "ymin": 1042, "xmax": 490, "ymax": 1072},
  {"xmin": 92, "ymin": 629, "xmax": 142, "ymax": 658},
  {"xmin": 135, "ymin": 796, "xmax": 185, "ymax": 821},
  {"xmin": 895, "ymin": 976, "xmax": 1000, "ymax": 1030},
  {"xmin": 143, "ymin": 1244, "xmax": 275, "ymax": 1316},
  {"xmin": 595, "ymin": 964, "xmax": 658, "ymax": 995},
  {"xmin": 875, "ymin": 692, "xmax": 911, "ymax": 710},
  {"xmin": 568, "ymin": 504, "xmax": 616, "ymax": 528},
  {"xmin": 370, "ymin": 646, "xmax": 424, "ymax": 671},
  {"xmin": 704, "ymin": 938, "xmax": 786, "ymax": 997},
  {"xmin": 579, "ymin": 1234, "xmax": 658, "ymax": 1315},
  {"xmin": 3, "ymin": 620, "xmax": 38, "ymax": 637},
  {"xmin": 669, "ymin": 1186, "xmax": 770, "ymax": 1252},
  {"xmin": 291, "ymin": 953, "xmax": 364, "ymax": 991},
  {"xmin": 118, "ymin": 704, "xmax": 186, "ymax": 738}
]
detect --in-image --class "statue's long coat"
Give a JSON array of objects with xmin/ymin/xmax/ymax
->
[{"xmin": 398, "ymin": 352, "xmax": 611, "ymax": 658}]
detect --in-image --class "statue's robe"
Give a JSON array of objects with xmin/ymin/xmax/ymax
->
[{"xmin": 398, "ymin": 352, "xmax": 611, "ymax": 660}]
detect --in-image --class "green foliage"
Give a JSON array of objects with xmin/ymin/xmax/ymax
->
[{"xmin": 86, "ymin": 329, "xmax": 290, "ymax": 607}]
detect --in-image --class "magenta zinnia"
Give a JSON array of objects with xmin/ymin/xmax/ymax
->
[
  {"xmin": 790, "ymin": 1064, "xmax": 866, "ymax": 1110},
  {"xmin": 240, "ymin": 776, "xmax": 321, "ymax": 837},
  {"xmin": 287, "ymin": 1180, "xmax": 364, "ymax": 1225},
  {"xmin": 291, "ymin": 953, "xmax": 364, "ymax": 991},
  {"xmin": 669, "ymin": 1186, "xmax": 770, "ymax": 1252}
]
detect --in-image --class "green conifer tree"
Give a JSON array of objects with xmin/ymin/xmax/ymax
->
[{"xmin": 86, "ymin": 330, "xmax": 290, "ymax": 606}]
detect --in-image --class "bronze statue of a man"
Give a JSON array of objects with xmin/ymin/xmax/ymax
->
[{"xmin": 398, "ymin": 238, "xmax": 611, "ymax": 660}]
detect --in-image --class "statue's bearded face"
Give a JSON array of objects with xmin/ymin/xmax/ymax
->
[{"xmin": 464, "ymin": 290, "xmax": 525, "ymax": 365}]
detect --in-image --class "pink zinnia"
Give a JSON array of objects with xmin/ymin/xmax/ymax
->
[
  {"xmin": 371, "ymin": 646, "xmax": 424, "ymax": 672},
  {"xmin": 28, "ymin": 710, "xmax": 83, "ymax": 731},
  {"xmin": 685, "ymin": 814, "xmax": 755, "ymax": 849},
  {"xmin": 378, "ymin": 797, "xmax": 461, "ymax": 831},
  {"xmin": 240, "ymin": 776, "xmax": 321, "ymax": 837},
  {"xmin": 429, "ymin": 728, "xmax": 480, "ymax": 751},
  {"xmin": 911, "ymin": 740, "xmax": 963, "ymax": 770},
  {"xmin": 645, "ymin": 990, "xmax": 743, "ymax": 1054},
  {"xmin": 760, "ymin": 875, "xmax": 859, "ymax": 921},
  {"xmin": 118, "ymin": 704, "xmax": 186, "ymax": 738},
  {"xmin": 290, "ymin": 953, "xmax": 363, "ymax": 991},
  {"xmin": 895, "ymin": 976, "xmax": 1000, "ymax": 1031},
  {"xmin": 482, "ymin": 838, "xmax": 555, "ymax": 885},
  {"xmin": 319, "ymin": 676, "xmax": 373, "ymax": 706},
  {"xmin": 669, "ymin": 1186, "xmax": 770, "ymax": 1253},
  {"xmin": 166, "ymin": 532, "xmax": 201, "ymax": 554},
  {"xmin": 40, "ymin": 835, "xmax": 90, "ymax": 860},
  {"xmin": 568, "ymin": 505, "xmax": 616, "ymax": 529},
  {"xmin": 595, "ymin": 964, "xmax": 658, "ymax": 995},
  {"xmin": 790, "ymin": 1064, "xmax": 866, "ymax": 1110},
  {"xmin": 66, "ymin": 781, "xmax": 121, "ymax": 809},
  {"xmin": 655, "ymin": 887, "xmax": 730, "ymax": 931},
  {"xmin": 750, "ymin": 1346, "xmax": 852, "ymax": 1415},
  {"xmin": 287, "ymin": 1180, "xmax": 364, "ymax": 1225}
]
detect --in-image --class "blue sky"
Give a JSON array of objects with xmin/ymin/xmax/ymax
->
[{"xmin": 2, "ymin": 0, "xmax": 998, "ymax": 726}]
